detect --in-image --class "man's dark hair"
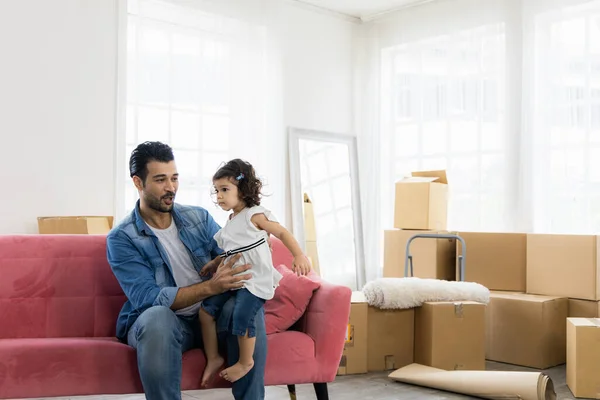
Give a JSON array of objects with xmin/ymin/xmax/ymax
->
[
  {"xmin": 129, "ymin": 141, "xmax": 175, "ymax": 183},
  {"xmin": 213, "ymin": 159, "xmax": 263, "ymax": 207}
]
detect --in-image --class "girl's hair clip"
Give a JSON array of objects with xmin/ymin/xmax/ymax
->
[{"xmin": 236, "ymin": 173, "xmax": 245, "ymax": 181}]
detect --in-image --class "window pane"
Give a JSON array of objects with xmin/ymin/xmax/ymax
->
[
  {"xmin": 137, "ymin": 107, "xmax": 169, "ymax": 143},
  {"xmin": 481, "ymin": 122, "xmax": 503, "ymax": 151},
  {"xmin": 202, "ymin": 114, "xmax": 229, "ymax": 151},
  {"xmin": 549, "ymin": 149, "xmax": 585, "ymax": 189},
  {"xmin": 138, "ymin": 27, "xmax": 170, "ymax": 106},
  {"xmin": 448, "ymin": 193, "xmax": 479, "ymax": 230},
  {"xmin": 395, "ymin": 124, "xmax": 419, "ymax": 157},
  {"xmin": 171, "ymin": 111, "xmax": 200, "ymax": 149},
  {"xmin": 421, "ymin": 156, "xmax": 446, "ymax": 171},
  {"xmin": 449, "ymin": 120, "xmax": 478, "ymax": 153},
  {"xmin": 422, "ymin": 121, "xmax": 446, "ymax": 155},
  {"xmin": 481, "ymin": 153, "xmax": 505, "ymax": 193},
  {"xmin": 449, "ymin": 156, "xmax": 478, "ymax": 193},
  {"xmin": 480, "ymin": 193, "xmax": 505, "ymax": 230},
  {"xmin": 547, "ymin": 193, "xmax": 587, "ymax": 233},
  {"xmin": 175, "ymin": 189, "xmax": 199, "ymax": 207},
  {"xmin": 174, "ymin": 150, "xmax": 199, "ymax": 180},
  {"xmin": 201, "ymin": 152, "xmax": 228, "ymax": 181},
  {"xmin": 202, "ymin": 39, "xmax": 230, "ymax": 111},
  {"xmin": 395, "ymin": 158, "xmax": 419, "ymax": 180}
]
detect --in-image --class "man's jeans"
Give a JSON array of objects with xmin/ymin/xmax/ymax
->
[{"xmin": 127, "ymin": 297, "xmax": 267, "ymax": 400}]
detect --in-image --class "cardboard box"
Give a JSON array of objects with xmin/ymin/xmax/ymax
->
[
  {"xmin": 305, "ymin": 241, "xmax": 321, "ymax": 277},
  {"xmin": 486, "ymin": 292, "xmax": 567, "ymax": 369},
  {"xmin": 456, "ymin": 232, "xmax": 526, "ymax": 291},
  {"xmin": 383, "ymin": 229, "xmax": 456, "ymax": 280},
  {"xmin": 37, "ymin": 216, "xmax": 114, "ymax": 234},
  {"xmin": 367, "ymin": 306, "xmax": 414, "ymax": 372},
  {"xmin": 527, "ymin": 234, "xmax": 600, "ymax": 300},
  {"xmin": 337, "ymin": 292, "xmax": 368, "ymax": 375},
  {"xmin": 567, "ymin": 318, "xmax": 600, "ymax": 399},
  {"xmin": 415, "ymin": 301, "xmax": 486, "ymax": 371},
  {"xmin": 393, "ymin": 170, "xmax": 448, "ymax": 230},
  {"xmin": 568, "ymin": 299, "xmax": 600, "ymax": 318},
  {"xmin": 303, "ymin": 193, "xmax": 316, "ymax": 242}
]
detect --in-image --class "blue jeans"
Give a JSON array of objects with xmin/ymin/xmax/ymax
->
[
  {"xmin": 202, "ymin": 289, "xmax": 266, "ymax": 338},
  {"xmin": 126, "ymin": 299, "xmax": 267, "ymax": 400}
]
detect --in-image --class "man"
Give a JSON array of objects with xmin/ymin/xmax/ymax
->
[{"xmin": 107, "ymin": 141, "xmax": 267, "ymax": 400}]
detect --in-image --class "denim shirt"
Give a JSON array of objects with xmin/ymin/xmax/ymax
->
[{"xmin": 106, "ymin": 200, "xmax": 223, "ymax": 342}]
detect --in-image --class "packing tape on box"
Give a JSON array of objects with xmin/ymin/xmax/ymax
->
[{"xmin": 454, "ymin": 303, "xmax": 464, "ymax": 318}]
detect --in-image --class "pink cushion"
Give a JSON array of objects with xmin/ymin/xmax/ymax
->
[
  {"xmin": 270, "ymin": 236, "xmax": 294, "ymax": 269},
  {"xmin": 0, "ymin": 235, "xmax": 125, "ymax": 339},
  {"xmin": 265, "ymin": 264, "xmax": 321, "ymax": 335}
]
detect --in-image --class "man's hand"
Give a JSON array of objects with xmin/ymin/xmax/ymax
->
[{"xmin": 209, "ymin": 254, "xmax": 252, "ymax": 294}]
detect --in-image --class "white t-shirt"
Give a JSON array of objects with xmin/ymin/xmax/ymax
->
[
  {"xmin": 149, "ymin": 219, "xmax": 202, "ymax": 316},
  {"xmin": 214, "ymin": 206, "xmax": 283, "ymax": 300}
]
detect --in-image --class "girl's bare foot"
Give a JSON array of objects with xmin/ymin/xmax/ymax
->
[
  {"xmin": 201, "ymin": 356, "xmax": 224, "ymax": 387},
  {"xmin": 219, "ymin": 360, "xmax": 254, "ymax": 383}
]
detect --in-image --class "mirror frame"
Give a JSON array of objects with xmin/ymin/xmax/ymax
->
[{"xmin": 288, "ymin": 127, "xmax": 366, "ymax": 289}]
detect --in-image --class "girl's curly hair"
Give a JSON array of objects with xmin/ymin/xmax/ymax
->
[{"xmin": 213, "ymin": 159, "xmax": 262, "ymax": 207}]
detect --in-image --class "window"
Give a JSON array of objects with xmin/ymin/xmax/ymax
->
[
  {"xmin": 120, "ymin": 0, "xmax": 272, "ymax": 227},
  {"xmin": 382, "ymin": 23, "xmax": 508, "ymax": 231},
  {"xmin": 532, "ymin": 3, "xmax": 600, "ymax": 233}
]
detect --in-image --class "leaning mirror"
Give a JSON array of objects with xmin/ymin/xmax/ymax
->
[{"xmin": 288, "ymin": 127, "xmax": 366, "ymax": 290}]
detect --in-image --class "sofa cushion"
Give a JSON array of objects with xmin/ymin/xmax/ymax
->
[
  {"xmin": 265, "ymin": 264, "xmax": 321, "ymax": 335},
  {"xmin": 0, "ymin": 337, "xmax": 142, "ymax": 398},
  {"xmin": 0, "ymin": 235, "xmax": 125, "ymax": 339}
]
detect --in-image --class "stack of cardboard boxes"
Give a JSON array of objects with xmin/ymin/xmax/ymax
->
[
  {"xmin": 471, "ymin": 234, "xmax": 600, "ymax": 397},
  {"xmin": 340, "ymin": 171, "xmax": 600, "ymax": 398},
  {"xmin": 339, "ymin": 170, "xmax": 486, "ymax": 376}
]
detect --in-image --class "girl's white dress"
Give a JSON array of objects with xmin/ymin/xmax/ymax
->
[{"xmin": 214, "ymin": 206, "xmax": 283, "ymax": 300}]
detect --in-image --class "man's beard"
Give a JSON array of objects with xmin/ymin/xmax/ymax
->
[{"xmin": 144, "ymin": 192, "xmax": 175, "ymax": 213}]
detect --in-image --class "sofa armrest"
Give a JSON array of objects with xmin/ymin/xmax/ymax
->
[{"xmin": 302, "ymin": 280, "xmax": 351, "ymax": 381}]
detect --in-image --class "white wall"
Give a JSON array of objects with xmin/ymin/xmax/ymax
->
[
  {"xmin": 0, "ymin": 0, "xmax": 355, "ymax": 234},
  {"xmin": 281, "ymin": 3, "xmax": 356, "ymax": 135},
  {"xmin": 0, "ymin": 0, "xmax": 118, "ymax": 234}
]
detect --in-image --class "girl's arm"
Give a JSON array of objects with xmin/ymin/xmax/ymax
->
[
  {"xmin": 251, "ymin": 213, "xmax": 311, "ymax": 275},
  {"xmin": 251, "ymin": 213, "xmax": 302, "ymax": 256}
]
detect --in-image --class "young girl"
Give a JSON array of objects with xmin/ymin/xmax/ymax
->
[{"xmin": 198, "ymin": 158, "xmax": 312, "ymax": 386}]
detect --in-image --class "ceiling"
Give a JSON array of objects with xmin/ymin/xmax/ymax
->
[{"xmin": 292, "ymin": 0, "xmax": 431, "ymax": 21}]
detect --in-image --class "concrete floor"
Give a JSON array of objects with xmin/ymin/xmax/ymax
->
[{"xmin": 21, "ymin": 361, "xmax": 573, "ymax": 400}]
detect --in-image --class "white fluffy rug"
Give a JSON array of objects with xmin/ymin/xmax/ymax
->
[{"xmin": 362, "ymin": 277, "xmax": 490, "ymax": 310}]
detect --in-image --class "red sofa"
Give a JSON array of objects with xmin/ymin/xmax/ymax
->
[{"xmin": 0, "ymin": 234, "xmax": 351, "ymax": 399}]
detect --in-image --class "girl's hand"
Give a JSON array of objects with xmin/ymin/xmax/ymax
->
[
  {"xmin": 200, "ymin": 258, "xmax": 220, "ymax": 277},
  {"xmin": 292, "ymin": 255, "xmax": 312, "ymax": 276}
]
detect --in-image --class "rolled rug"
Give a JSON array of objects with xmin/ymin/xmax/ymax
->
[
  {"xmin": 362, "ymin": 277, "xmax": 489, "ymax": 309},
  {"xmin": 388, "ymin": 363, "xmax": 556, "ymax": 400}
]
